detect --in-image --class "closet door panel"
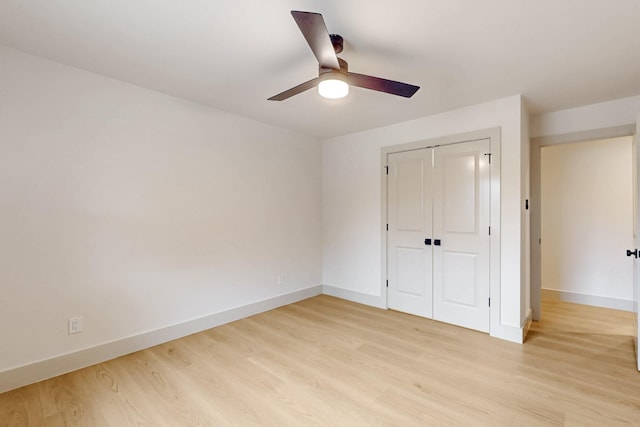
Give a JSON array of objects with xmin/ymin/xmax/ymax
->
[
  {"xmin": 433, "ymin": 139, "xmax": 491, "ymax": 332},
  {"xmin": 387, "ymin": 149, "xmax": 433, "ymax": 318}
]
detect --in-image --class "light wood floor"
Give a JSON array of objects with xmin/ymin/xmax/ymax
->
[{"xmin": 1, "ymin": 295, "xmax": 639, "ymax": 426}]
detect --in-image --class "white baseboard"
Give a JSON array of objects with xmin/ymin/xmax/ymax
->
[
  {"xmin": 542, "ymin": 288, "xmax": 634, "ymax": 312},
  {"xmin": 0, "ymin": 285, "xmax": 322, "ymax": 394},
  {"xmin": 322, "ymin": 284, "xmax": 387, "ymax": 309},
  {"xmin": 490, "ymin": 322, "xmax": 525, "ymax": 344}
]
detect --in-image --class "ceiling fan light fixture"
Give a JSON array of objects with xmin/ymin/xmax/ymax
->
[
  {"xmin": 318, "ymin": 78, "xmax": 349, "ymax": 99},
  {"xmin": 267, "ymin": 11, "xmax": 419, "ymax": 101}
]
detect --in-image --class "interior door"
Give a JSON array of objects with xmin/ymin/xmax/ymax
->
[
  {"xmin": 432, "ymin": 139, "xmax": 491, "ymax": 332},
  {"xmin": 387, "ymin": 148, "xmax": 433, "ymax": 317},
  {"xmin": 635, "ymin": 117, "xmax": 640, "ymax": 371}
]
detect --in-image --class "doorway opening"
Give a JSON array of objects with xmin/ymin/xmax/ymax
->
[{"xmin": 533, "ymin": 135, "xmax": 635, "ymax": 340}]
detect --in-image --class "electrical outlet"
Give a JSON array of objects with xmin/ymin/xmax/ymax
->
[
  {"xmin": 278, "ymin": 273, "xmax": 285, "ymax": 285},
  {"xmin": 68, "ymin": 316, "xmax": 83, "ymax": 335}
]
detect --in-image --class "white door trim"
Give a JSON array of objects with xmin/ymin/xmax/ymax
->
[{"xmin": 381, "ymin": 127, "xmax": 501, "ymax": 336}]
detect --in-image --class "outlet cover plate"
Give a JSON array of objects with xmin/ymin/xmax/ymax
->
[{"xmin": 68, "ymin": 316, "xmax": 83, "ymax": 334}]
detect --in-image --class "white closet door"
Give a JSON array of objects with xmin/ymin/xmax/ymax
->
[
  {"xmin": 432, "ymin": 139, "xmax": 491, "ymax": 332},
  {"xmin": 387, "ymin": 149, "xmax": 433, "ymax": 317}
]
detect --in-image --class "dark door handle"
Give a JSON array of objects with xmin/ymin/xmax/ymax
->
[
  {"xmin": 627, "ymin": 249, "xmax": 638, "ymax": 258},
  {"xmin": 424, "ymin": 238, "xmax": 431, "ymax": 246},
  {"xmin": 434, "ymin": 239, "xmax": 441, "ymax": 246}
]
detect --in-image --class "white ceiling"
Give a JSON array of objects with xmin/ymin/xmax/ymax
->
[{"xmin": 1, "ymin": 0, "xmax": 639, "ymax": 139}]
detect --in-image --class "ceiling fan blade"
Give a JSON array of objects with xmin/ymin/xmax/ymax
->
[
  {"xmin": 268, "ymin": 77, "xmax": 320, "ymax": 101},
  {"xmin": 348, "ymin": 73, "xmax": 420, "ymax": 98},
  {"xmin": 291, "ymin": 11, "xmax": 340, "ymax": 70}
]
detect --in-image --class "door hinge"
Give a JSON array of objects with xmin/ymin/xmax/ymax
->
[
  {"xmin": 386, "ymin": 223, "xmax": 389, "ymax": 231},
  {"xmin": 525, "ymin": 199, "xmax": 529, "ymax": 210},
  {"xmin": 385, "ymin": 165, "xmax": 389, "ymax": 175},
  {"xmin": 484, "ymin": 153, "xmax": 492, "ymax": 164},
  {"xmin": 488, "ymin": 226, "xmax": 491, "ymax": 235},
  {"xmin": 488, "ymin": 298, "xmax": 491, "ymax": 307},
  {"xmin": 386, "ymin": 279, "xmax": 389, "ymax": 288}
]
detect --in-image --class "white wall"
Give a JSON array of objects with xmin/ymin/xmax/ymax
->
[
  {"xmin": 531, "ymin": 95, "xmax": 640, "ymax": 138},
  {"xmin": 0, "ymin": 46, "xmax": 322, "ymax": 377},
  {"xmin": 541, "ymin": 137, "xmax": 634, "ymax": 308},
  {"xmin": 322, "ymin": 95, "xmax": 528, "ymax": 340}
]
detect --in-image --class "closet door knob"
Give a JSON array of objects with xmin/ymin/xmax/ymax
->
[
  {"xmin": 434, "ymin": 239, "xmax": 441, "ymax": 246},
  {"xmin": 424, "ymin": 239, "xmax": 432, "ymax": 245}
]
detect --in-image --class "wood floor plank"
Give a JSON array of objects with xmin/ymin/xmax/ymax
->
[
  {"xmin": 36, "ymin": 371, "xmax": 110, "ymax": 426},
  {"xmin": 0, "ymin": 384, "xmax": 44, "ymax": 427},
  {"xmin": 76, "ymin": 361, "xmax": 164, "ymax": 426},
  {"xmin": 1, "ymin": 295, "xmax": 639, "ymax": 426}
]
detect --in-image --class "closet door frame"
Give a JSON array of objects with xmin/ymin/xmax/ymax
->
[{"xmin": 381, "ymin": 128, "xmax": 501, "ymax": 336}]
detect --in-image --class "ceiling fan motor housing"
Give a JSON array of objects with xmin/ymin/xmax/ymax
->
[
  {"xmin": 319, "ymin": 57, "xmax": 348, "ymax": 80},
  {"xmin": 330, "ymin": 34, "xmax": 344, "ymax": 54}
]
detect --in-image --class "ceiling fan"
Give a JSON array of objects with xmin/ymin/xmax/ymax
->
[{"xmin": 268, "ymin": 11, "xmax": 420, "ymax": 101}]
